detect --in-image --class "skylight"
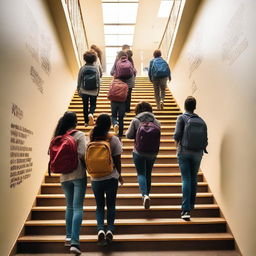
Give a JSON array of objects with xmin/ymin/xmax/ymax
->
[
  {"xmin": 104, "ymin": 25, "xmax": 135, "ymax": 35},
  {"xmin": 158, "ymin": 0, "xmax": 174, "ymax": 18}
]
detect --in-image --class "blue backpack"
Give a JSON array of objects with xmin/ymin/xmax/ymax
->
[{"xmin": 151, "ymin": 57, "xmax": 170, "ymax": 79}]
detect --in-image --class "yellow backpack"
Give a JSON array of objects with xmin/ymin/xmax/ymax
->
[{"xmin": 85, "ymin": 134, "xmax": 113, "ymax": 178}]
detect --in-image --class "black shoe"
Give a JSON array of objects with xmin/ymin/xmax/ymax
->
[
  {"xmin": 181, "ymin": 211, "xmax": 190, "ymax": 220},
  {"xmin": 106, "ymin": 230, "xmax": 113, "ymax": 244},
  {"xmin": 70, "ymin": 244, "xmax": 81, "ymax": 255}
]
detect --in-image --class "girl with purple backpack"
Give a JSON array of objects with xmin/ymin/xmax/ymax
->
[{"xmin": 126, "ymin": 102, "xmax": 161, "ymax": 209}]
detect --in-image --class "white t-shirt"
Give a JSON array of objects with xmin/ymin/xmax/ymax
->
[{"xmin": 90, "ymin": 135, "xmax": 123, "ymax": 181}]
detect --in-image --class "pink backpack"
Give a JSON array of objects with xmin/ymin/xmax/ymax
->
[
  {"xmin": 108, "ymin": 79, "xmax": 128, "ymax": 102},
  {"xmin": 48, "ymin": 130, "xmax": 78, "ymax": 174},
  {"xmin": 115, "ymin": 58, "xmax": 134, "ymax": 79}
]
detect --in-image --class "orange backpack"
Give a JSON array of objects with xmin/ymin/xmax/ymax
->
[{"xmin": 85, "ymin": 134, "xmax": 113, "ymax": 178}]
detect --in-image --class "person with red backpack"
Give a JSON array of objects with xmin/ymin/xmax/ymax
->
[
  {"xmin": 148, "ymin": 49, "xmax": 171, "ymax": 110},
  {"xmin": 86, "ymin": 114, "xmax": 123, "ymax": 246},
  {"xmin": 126, "ymin": 102, "xmax": 161, "ymax": 209},
  {"xmin": 110, "ymin": 51, "xmax": 135, "ymax": 139},
  {"xmin": 48, "ymin": 111, "xmax": 87, "ymax": 255}
]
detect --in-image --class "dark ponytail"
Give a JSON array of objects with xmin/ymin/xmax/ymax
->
[
  {"xmin": 53, "ymin": 111, "xmax": 77, "ymax": 137},
  {"xmin": 90, "ymin": 114, "xmax": 111, "ymax": 141}
]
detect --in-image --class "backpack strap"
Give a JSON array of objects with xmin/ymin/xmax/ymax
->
[{"xmin": 66, "ymin": 129, "xmax": 78, "ymax": 136}]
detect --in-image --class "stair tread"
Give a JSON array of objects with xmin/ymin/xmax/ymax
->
[
  {"xmin": 18, "ymin": 233, "xmax": 233, "ymax": 242},
  {"xmin": 41, "ymin": 182, "xmax": 208, "ymax": 187},
  {"xmin": 25, "ymin": 217, "xmax": 226, "ymax": 226},
  {"xmin": 36, "ymin": 192, "xmax": 213, "ymax": 198},
  {"xmin": 32, "ymin": 204, "xmax": 219, "ymax": 211}
]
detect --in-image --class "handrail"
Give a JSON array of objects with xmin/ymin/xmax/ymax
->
[
  {"xmin": 64, "ymin": 0, "xmax": 89, "ymax": 66},
  {"xmin": 158, "ymin": 0, "xmax": 184, "ymax": 61}
]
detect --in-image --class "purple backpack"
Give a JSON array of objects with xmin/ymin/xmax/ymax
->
[
  {"xmin": 135, "ymin": 122, "xmax": 161, "ymax": 154},
  {"xmin": 115, "ymin": 58, "xmax": 134, "ymax": 79}
]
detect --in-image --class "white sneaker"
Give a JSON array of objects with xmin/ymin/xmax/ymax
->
[
  {"xmin": 70, "ymin": 245, "xmax": 81, "ymax": 255},
  {"xmin": 106, "ymin": 230, "xmax": 113, "ymax": 244},
  {"xmin": 97, "ymin": 230, "xmax": 107, "ymax": 246},
  {"xmin": 143, "ymin": 195, "xmax": 150, "ymax": 209},
  {"xmin": 64, "ymin": 237, "xmax": 71, "ymax": 247},
  {"xmin": 113, "ymin": 124, "xmax": 119, "ymax": 135},
  {"xmin": 88, "ymin": 113, "xmax": 94, "ymax": 126}
]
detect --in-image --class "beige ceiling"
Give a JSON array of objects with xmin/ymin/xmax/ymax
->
[{"xmin": 79, "ymin": 0, "xmax": 170, "ymax": 74}]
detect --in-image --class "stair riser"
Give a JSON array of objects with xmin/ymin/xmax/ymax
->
[
  {"xmin": 121, "ymin": 149, "xmax": 176, "ymax": 155},
  {"xmin": 45, "ymin": 175, "xmax": 204, "ymax": 183},
  {"xmin": 78, "ymin": 127, "xmax": 175, "ymax": 133},
  {"xmin": 121, "ymin": 141, "xmax": 175, "ymax": 147},
  {"xmin": 17, "ymin": 240, "xmax": 234, "ymax": 253},
  {"xmin": 31, "ymin": 208, "xmax": 220, "ymax": 220},
  {"xmin": 25, "ymin": 223, "xmax": 226, "ymax": 236},
  {"xmin": 36, "ymin": 197, "xmax": 213, "ymax": 206},
  {"xmin": 41, "ymin": 185, "xmax": 208, "ymax": 194}
]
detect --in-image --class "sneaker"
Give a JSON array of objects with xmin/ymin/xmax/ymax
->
[
  {"xmin": 97, "ymin": 230, "xmax": 107, "ymax": 246},
  {"xmin": 181, "ymin": 211, "xmax": 191, "ymax": 220},
  {"xmin": 106, "ymin": 230, "xmax": 113, "ymax": 244},
  {"xmin": 143, "ymin": 195, "xmax": 150, "ymax": 209},
  {"xmin": 113, "ymin": 124, "xmax": 119, "ymax": 135},
  {"xmin": 70, "ymin": 244, "xmax": 81, "ymax": 255},
  {"xmin": 64, "ymin": 237, "xmax": 71, "ymax": 247},
  {"xmin": 160, "ymin": 101, "xmax": 164, "ymax": 110},
  {"xmin": 156, "ymin": 104, "xmax": 161, "ymax": 110},
  {"xmin": 88, "ymin": 114, "xmax": 94, "ymax": 126}
]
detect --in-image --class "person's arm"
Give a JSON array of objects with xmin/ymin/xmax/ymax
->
[
  {"xmin": 110, "ymin": 58, "xmax": 117, "ymax": 76},
  {"xmin": 148, "ymin": 60, "xmax": 153, "ymax": 82},
  {"xmin": 77, "ymin": 67, "xmax": 83, "ymax": 97},
  {"xmin": 112, "ymin": 155, "xmax": 123, "ymax": 185},
  {"xmin": 125, "ymin": 118, "xmax": 138, "ymax": 139},
  {"xmin": 173, "ymin": 115, "xmax": 184, "ymax": 147}
]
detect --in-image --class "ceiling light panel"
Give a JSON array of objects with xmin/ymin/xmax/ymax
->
[
  {"xmin": 105, "ymin": 35, "xmax": 133, "ymax": 46},
  {"xmin": 105, "ymin": 47, "xmax": 122, "ymax": 57},
  {"xmin": 104, "ymin": 25, "xmax": 135, "ymax": 35},
  {"xmin": 158, "ymin": 0, "xmax": 174, "ymax": 18},
  {"xmin": 102, "ymin": 3, "xmax": 138, "ymax": 24}
]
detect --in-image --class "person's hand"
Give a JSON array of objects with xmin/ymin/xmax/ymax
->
[{"xmin": 118, "ymin": 176, "xmax": 124, "ymax": 186}]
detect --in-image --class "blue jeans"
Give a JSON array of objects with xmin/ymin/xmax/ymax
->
[
  {"xmin": 178, "ymin": 153, "xmax": 202, "ymax": 212},
  {"xmin": 61, "ymin": 178, "xmax": 87, "ymax": 245},
  {"xmin": 81, "ymin": 94, "xmax": 97, "ymax": 124},
  {"xmin": 111, "ymin": 101, "xmax": 126, "ymax": 137},
  {"xmin": 133, "ymin": 152, "xmax": 156, "ymax": 197},
  {"xmin": 91, "ymin": 178, "xmax": 118, "ymax": 232}
]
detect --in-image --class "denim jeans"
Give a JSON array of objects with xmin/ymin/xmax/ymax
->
[
  {"xmin": 125, "ymin": 88, "xmax": 133, "ymax": 112},
  {"xmin": 91, "ymin": 178, "xmax": 118, "ymax": 232},
  {"xmin": 111, "ymin": 101, "xmax": 126, "ymax": 137},
  {"xmin": 133, "ymin": 152, "xmax": 156, "ymax": 197},
  {"xmin": 61, "ymin": 178, "xmax": 87, "ymax": 245},
  {"xmin": 81, "ymin": 94, "xmax": 97, "ymax": 124},
  {"xmin": 178, "ymin": 153, "xmax": 202, "ymax": 212}
]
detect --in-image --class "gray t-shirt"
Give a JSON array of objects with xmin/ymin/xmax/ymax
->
[
  {"xmin": 60, "ymin": 131, "xmax": 88, "ymax": 183},
  {"xmin": 90, "ymin": 135, "xmax": 123, "ymax": 181}
]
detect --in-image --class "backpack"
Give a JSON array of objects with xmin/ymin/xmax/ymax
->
[
  {"xmin": 48, "ymin": 130, "xmax": 78, "ymax": 174},
  {"xmin": 81, "ymin": 66, "xmax": 99, "ymax": 90},
  {"xmin": 85, "ymin": 134, "xmax": 113, "ymax": 178},
  {"xmin": 181, "ymin": 114, "xmax": 208, "ymax": 151},
  {"xmin": 115, "ymin": 58, "xmax": 134, "ymax": 79},
  {"xmin": 151, "ymin": 58, "xmax": 170, "ymax": 79},
  {"xmin": 135, "ymin": 121, "xmax": 161, "ymax": 154},
  {"xmin": 108, "ymin": 79, "xmax": 128, "ymax": 102}
]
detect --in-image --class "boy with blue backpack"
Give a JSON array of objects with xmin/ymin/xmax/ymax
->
[
  {"xmin": 148, "ymin": 50, "xmax": 171, "ymax": 110},
  {"xmin": 174, "ymin": 96, "xmax": 208, "ymax": 221}
]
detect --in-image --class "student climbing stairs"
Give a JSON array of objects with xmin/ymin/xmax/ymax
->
[{"xmin": 16, "ymin": 77, "xmax": 235, "ymax": 253}]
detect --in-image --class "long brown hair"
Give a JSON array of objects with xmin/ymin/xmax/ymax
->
[
  {"xmin": 90, "ymin": 114, "xmax": 111, "ymax": 141},
  {"xmin": 90, "ymin": 44, "xmax": 103, "ymax": 65}
]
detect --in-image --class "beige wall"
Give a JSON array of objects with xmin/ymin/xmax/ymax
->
[
  {"xmin": 170, "ymin": 0, "xmax": 256, "ymax": 255},
  {"xmin": 0, "ymin": 1, "xmax": 77, "ymax": 255}
]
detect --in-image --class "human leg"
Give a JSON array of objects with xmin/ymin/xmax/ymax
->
[
  {"xmin": 153, "ymin": 80, "xmax": 161, "ymax": 109},
  {"xmin": 117, "ymin": 102, "xmax": 126, "ymax": 137},
  {"xmin": 81, "ymin": 94, "xmax": 89, "ymax": 124},
  {"xmin": 133, "ymin": 152, "xmax": 148, "ymax": 197},
  {"xmin": 125, "ymin": 88, "xmax": 132, "ymax": 112},
  {"xmin": 89, "ymin": 95, "xmax": 97, "ymax": 115},
  {"xmin": 91, "ymin": 180, "xmax": 105, "ymax": 232},
  {"xmin": 105, "ymin": 178, "xmax": 118, "ymax": 232},
  {"xmin": 145, "ymin": 156, "xmax": 157, "ymax": 195}
]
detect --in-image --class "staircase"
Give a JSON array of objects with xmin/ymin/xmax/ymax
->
[{"xmin": 16, "ymin": 77, "xmax": 235, "ymax": 253}]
